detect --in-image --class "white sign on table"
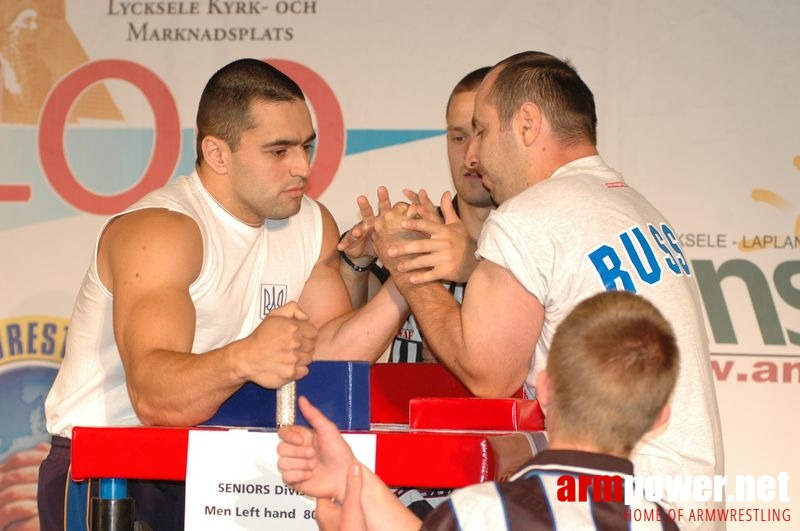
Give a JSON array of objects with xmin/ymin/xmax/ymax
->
[{"xmin": 184, "ymin": 429, "xmax": 377, "ymax": 530}]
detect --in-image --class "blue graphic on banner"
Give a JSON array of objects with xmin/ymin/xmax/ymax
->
[
  {"xmin": 0, "ymin": 363, "xmax": 57, "ymax": 461},
  {"xmin": 1, "ymin": 127, "xmax": 443, "ymax": 230},
  {"xmin": 0, "ymin": 127, "xmax": 195, "ymax": 229},
  {"xmin": 345, "ymin": 129, "xmax": 444, "ymax": 155}
]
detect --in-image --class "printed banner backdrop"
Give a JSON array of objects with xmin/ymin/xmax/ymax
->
[{"xmin": 1, "ymin": 1, "xmax": 798, "ymax": 528}]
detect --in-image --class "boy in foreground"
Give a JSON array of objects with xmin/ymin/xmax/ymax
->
[{"xmin": 278, "ymin": 291, "xmax": 681, "ymax": 530}]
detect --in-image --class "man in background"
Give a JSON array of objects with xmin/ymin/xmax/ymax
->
[{"xmin": 338, "ymin": 66, "xmax": 494, "ymax": 363}]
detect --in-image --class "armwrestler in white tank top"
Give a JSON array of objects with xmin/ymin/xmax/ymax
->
[{"xmin": 45, "ymin": 171, "xmax": 322, "ymax": 438}]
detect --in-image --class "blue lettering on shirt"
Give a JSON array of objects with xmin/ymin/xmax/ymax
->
[
  {"xmin": 620, "ymin": 227, "xmax": 661, "ymax": 285},
  {"xmin": 587, "ymin": 244, "xmax": 636, "ymax": 291},
  {"xmin": 587, "ymin": 223, "xmax": 692, "ymax": 293}
]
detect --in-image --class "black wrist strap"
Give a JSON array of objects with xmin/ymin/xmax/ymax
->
[
  {"xmin": 340, "ymin": 250, "xmax": 377, "ymax": 272},
  {"xmin": 339, "ymin": 231, "xmax": 377, "ymax": 272}
]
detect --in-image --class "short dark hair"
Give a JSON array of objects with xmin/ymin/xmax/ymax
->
[
  {"xmin": 195, "ymin": 58, "xmax": 305, "ymax": 165},
  {"xmin": 490, "ymin": 51, "xmax": 597, "ymax": 146},
  {"xmin": 446, "ymin": 66, "xmax": 491, "ymax": 117}
]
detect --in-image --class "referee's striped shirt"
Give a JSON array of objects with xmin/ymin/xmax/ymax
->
[{"xmin": 422, "ymin": 449, "xmax": 680, "ymax": 531}]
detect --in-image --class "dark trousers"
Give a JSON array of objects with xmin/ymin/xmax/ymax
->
[{"xmin": 38, "ymin": 435, "xmax": 185, "ymax": 531}]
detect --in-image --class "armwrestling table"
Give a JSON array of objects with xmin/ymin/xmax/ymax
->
[{"xmin": 71, "ymin": 363, "xmax": 543, "ymax": 529}]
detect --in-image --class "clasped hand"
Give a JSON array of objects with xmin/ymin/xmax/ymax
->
[{"xmin": 341, "ymin": 188, "xmax": 476, "ymax": 284}]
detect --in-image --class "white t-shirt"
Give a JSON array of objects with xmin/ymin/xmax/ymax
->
[{"xmin": 477, "ymin": 156, "xmax": 725, "ymax": 530}]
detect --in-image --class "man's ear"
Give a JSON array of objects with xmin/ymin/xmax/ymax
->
[
  {"xmin": 517, "ymin": 102, "xmax": 542, "ymax": 146},
  {"xmin": 535, "ymin": 370, "xmax": 552, "ymax": 416},
  {"xmin": 201, "ymin": 135, "xmax": 230, "ymax": 175}
]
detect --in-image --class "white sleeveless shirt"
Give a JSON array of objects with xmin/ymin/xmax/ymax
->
[{"xmin": 45, "ymin": 172, "xmax": 322, "ymax": 437}]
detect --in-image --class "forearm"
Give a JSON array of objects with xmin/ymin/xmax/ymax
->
[
  {"xmin": 392, "ymin": 276, "xmax": 477, "ymax": 384},
  {"xmin": 393, "ymin": 274, "xmax": 519, "ymax": 397},
  {"xmin": 315, "ymin": 280, "xmax": 409, "ymax": 362},
  {"xmin": 126, "ymin": 342, "xmax": 246, "ymax": 426},
  {"xmin": 340, "ymin": 260, "xmax": 371, "ymax": 309},
  {"xmin": 358, "ymin": 464, "xmax": 423, "ymax": 531}
]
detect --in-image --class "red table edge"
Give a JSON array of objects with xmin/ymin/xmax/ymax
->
[{"xmin": 71, "ymin": 425, "xmax": 500, "ymax": 488}]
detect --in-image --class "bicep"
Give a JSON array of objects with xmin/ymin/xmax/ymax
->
[
  {"xmin": 103, "ymin": 210, "xmax": 203, "ymax": 367},
  {"xmin": 297, "ymin": 204, "xmax": 353, "ymax": 328},
  {"xmin": 299, "ymin": 260, "xmax": 353, "ymax": 328},
  {"xmin": 461, "ymin": 259, "xmax": 543, "ymax": 396}
]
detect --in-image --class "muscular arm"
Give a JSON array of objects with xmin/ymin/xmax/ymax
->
[
  {"xmin": 372, "ymin": 203, "xmax": 541, "ymax": 396},
  {"xmin": 103, "ymin": 209, "xmax": 316, "ymax": 426},
  {"xmin": 393, "ymin": 259, "xmax": 543, "ymax": 397},
  {"xmin": 299, "ymin": 204, "xmax": 408, "ymax": 361},
  {"xmin": 339, "ymin": 257, "xmax": 371, "ymax": 309}
]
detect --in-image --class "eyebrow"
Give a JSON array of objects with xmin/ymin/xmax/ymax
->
[
  {"xmin": 261, "ymin": 132, "xmax": 317, "ymax": 149},
  {"xmin": 447, "ymin": 125, "xmax": 471, "ymax": 134}
]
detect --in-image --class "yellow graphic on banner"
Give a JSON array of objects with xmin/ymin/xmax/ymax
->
[
  {"xmin": 0, "ymin": 0, "xmax": 121, "ymax": 123},
  {"xmin": 738, "ymin": 157, "xmax": 800, "ymax": 251},
  {"xmin": 0, "ymin": 315, "xmax": 68, "ymax": 366}
]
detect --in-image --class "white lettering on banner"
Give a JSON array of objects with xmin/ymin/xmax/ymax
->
[
  {"xmin": 623, "ymin": 473, "xmax": 791, "ymax": 504},
  {"xmin": 185, "ymin": 430, "xmax": 376, "ymax": 530}
]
